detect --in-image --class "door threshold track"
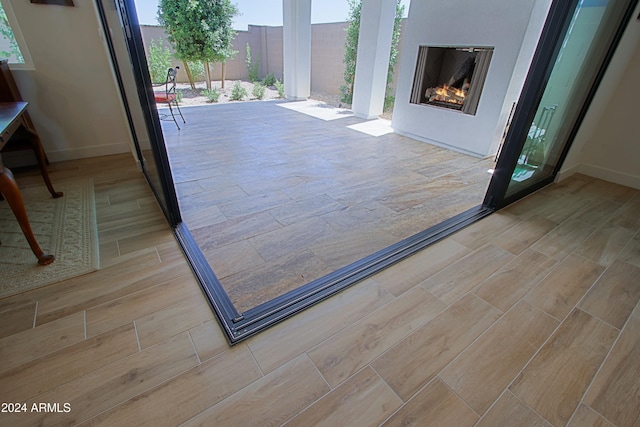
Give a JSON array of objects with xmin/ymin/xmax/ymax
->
[{"xmin": 175, "ymin": 204, "xmax": 493, "ymax": 344}]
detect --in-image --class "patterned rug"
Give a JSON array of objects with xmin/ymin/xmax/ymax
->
[{"xmin": 0, "ymin": 179, "xmax": 99, "ymax": 299}]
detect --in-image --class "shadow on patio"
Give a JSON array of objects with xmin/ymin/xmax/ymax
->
[{"xmin": 160, "ymin": 100, "xmax": 494, "ymax": 314}]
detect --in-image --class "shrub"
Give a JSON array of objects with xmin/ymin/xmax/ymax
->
[
  {"xmin": 245, "ymin": 43, "xmax": 260, "ymax": 82},
  {"xmin": 252, "ymin": 82, "xmax": 266, "ymax": 100},
  {"xmin": 340, "ymin": 0, "xmax": 361, "ymax": 104},
  {"xmin": 202, "ymin": 88, "xmax": 220, "ymax": 103},
  {"xmin": 340, "ymin": 0, "xmax": 404, "ymax": 105},
  {"xmin": 384, "ymin": 95, "xmax": 395, "ymax": 112},
  {"xmin": 147, "ymin": 39, "xmax": 172, "ymax": 84},
  {"xmin": 262, "ymin": 73, "xmax": 276, "ymax": 87},
  {"xmin": 275, "ymin": 79, "xmax": 285, "ymax": 98},
  {"xmin": 175, "ymin": 89, "xmax": 183, "ymax": 103},
  {"xmin": 230, "ymin": 81, "xmax": 248, "ymax": 101},
  {"xmin": 187, "ymin": 61, "xmax": 206, "ymax": 81}
]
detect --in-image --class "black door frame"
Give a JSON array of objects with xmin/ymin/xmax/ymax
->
[
  {"xmin": 484, "ymin": 0, "xmax": 639, "ymax": 210},
  {"xmin": 96, "ymin": 0, "xmax": 182, "ymax": 226},
  {"xmin": 95, "ymin": 0, "xmax": 242, "ymax": 333}
]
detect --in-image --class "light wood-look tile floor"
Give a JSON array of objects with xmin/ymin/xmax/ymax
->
[
  {"xmin": 162, "ymin": 102, "xmax": 494, "ymax": 312},
  {"xmin": 1, "ymin": 154, "xmax": 639, "ymax": 426}
]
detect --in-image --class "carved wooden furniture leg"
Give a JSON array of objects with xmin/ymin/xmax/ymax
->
[
  {"xmin": 0, "ymin": 165, "xmax": 54, "ymax": 265},
  {"xmin": 27, "ymin": 129, "xmax": 63, "ymax": 198}
]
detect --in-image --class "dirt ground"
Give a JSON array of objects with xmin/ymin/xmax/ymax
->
[
  {"xmin": 174, "ymin": 79, "xmax": 396, "ymax": 119},
  {"xmin": 175, "ymin": 80, "xmax": 342, "ymax": 108}
]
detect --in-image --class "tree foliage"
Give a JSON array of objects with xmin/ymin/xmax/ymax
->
[
  {"xmin": 147, "ymin": 39, "xmax": 172, "ymax": 84},
  {"xmin": 386, "ymin": 1, "xmax": 405, "ymax": 111},
  {"xmin": 339, "ymin": 0, "xmax": 361, "ymax": 104},
  {"xmin": 158, "ymin": 0, "xmax": 239, "ymax": 88},
  {"xmin": 340, "ymin": 0, "xmax": 405, "ymax": 109},
  {"xmin": 0, "ymin": 6, "xmax": 24, "ymax": 62},
  {"xmin": 245, "ymin": 43, "xmax": 260, "ymax": 82}
]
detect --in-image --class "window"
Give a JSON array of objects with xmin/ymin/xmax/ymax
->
[{"xmin": 0, "ymin": 0, "xmax": 33, "ymax": 68}]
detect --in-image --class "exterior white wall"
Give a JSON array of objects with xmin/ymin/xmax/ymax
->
[
  {"xmin": 560, "ymin": 1, "xmax": 640, "ymax": 189},
  {"xmin": 352, "ymin": 0, "xmax": 396, "ymax": 119},
  {"xmin": 392, "ymin": 0, "xmax": 550, "ymax": 158},
  {"xmin": 282, "ymin": 0, "xmax": 312, "ymax": 101}
]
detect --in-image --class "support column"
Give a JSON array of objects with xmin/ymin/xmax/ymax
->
[
  {"xmin": 282, "ymin": 0, "xmax": 312, "ymax": 101},
  {"xmin": 352, "ymin": 0, "xmax": 396, "ymax": 119}
]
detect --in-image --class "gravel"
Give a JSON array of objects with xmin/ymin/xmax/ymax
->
[
  {"xmin": 173, "ymin": 80, "xmax": 394, "ymax": 119},
  {"xmin": 174, "ymin": 80, "xmax": 343, "ymax": 108}
]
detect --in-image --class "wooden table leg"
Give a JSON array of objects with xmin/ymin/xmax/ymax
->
[
  {"xmin": 27, "ymin": 129, "xmax": 63, "ymax": 199},
  {"xmin": 0, "ymin": 165, "xmax": 54, "ymax": 265}
]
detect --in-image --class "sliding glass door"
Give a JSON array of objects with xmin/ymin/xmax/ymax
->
[
  {"xmin": 485, "ymin": 0, "xmax": 638, "ymax": 209},
  {"xmin": 95, "ymin": 0, "xmax": 181, "ymax": 226},
  {"xmin": 95, "ymin": 0, "xmax": 241, "ymax": 336}
]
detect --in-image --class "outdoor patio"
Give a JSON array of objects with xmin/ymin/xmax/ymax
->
[{"xmin": 160, "ymin": 100, "xmax": 494, "ymax": 313}]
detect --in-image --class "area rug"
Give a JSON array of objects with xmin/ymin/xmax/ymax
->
[{"xmin": 0, "ymin": 179, "xmax": 99, "ymax": 299}]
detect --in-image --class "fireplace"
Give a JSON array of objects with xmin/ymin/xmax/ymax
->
[
  {"xmin": 393, "ymin": 1, "xmax": 547, "ymax": 158},
  {"xmin": 410, "ymin": 46, "xmax": 494, "ymax": 115}
]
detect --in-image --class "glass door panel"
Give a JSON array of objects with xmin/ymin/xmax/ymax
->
[
  {"xmin": 504, "ymin": 0, "xmax": 635, "ymax": 200},
  {"xmin": 95, "ymin": 0, "xmax": 181, "ymax": 226}
]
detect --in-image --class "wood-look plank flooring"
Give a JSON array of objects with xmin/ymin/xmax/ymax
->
[
  {"xmin": 1, "ymin": 154, "xmax": 640, "ymax": 426},
  {"xmin": 161, "ymin": 102, "xmax": 494, "ymax": 312}
]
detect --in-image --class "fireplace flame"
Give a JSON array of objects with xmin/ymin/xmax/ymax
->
[{"xmin": 425, "ymin": 84, "xmax": 466, "ymax": 106}]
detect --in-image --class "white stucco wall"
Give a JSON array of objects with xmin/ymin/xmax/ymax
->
[{"xmin": 392, "ymin": 0, "xmax": 550, "ymax": 158}]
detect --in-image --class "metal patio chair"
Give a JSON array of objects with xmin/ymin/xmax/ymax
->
[{"xmin": 153, "ymin": 66, "xmax": 186, "ymax": 130}]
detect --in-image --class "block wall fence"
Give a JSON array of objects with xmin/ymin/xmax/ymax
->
[{"xmin": 140, "ymin": 21, "xmax": 404, "ymax": 96}]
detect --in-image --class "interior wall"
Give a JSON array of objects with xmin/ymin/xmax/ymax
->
[
  {"xmin": 560, "ymin": 2, "xmax": 640, "ymax": 189},
  {"xmin": 391, "ymin": 0, "xmax": 550, "ymax": 158},
  {"xmin": 5, "ymin": 0, "xmax": 132, "ymax": 165}
]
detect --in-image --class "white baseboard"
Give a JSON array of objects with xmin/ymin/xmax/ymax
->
[
  {"xmin": 556, "ymin": 164, "xmax": 581, "ymax": 183},
  {"xmin": 392, "ymin": 129, "xmax": 490, "ymax": 159},
  {"xmin": 578, "ymin": 163, "xmax": 640, "ymax": 190},
  {"xmin": 46, "ymin": 142, "xmax": 131, "ymax": 163},
  {"xmin": 1, "ymin": 142, "xmax": 131, "ymax": 168}
]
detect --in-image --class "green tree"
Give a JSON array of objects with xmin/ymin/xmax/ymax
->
[
  {"xmin": 158, "ymin": 0, "xmax": 239, "ymax": 89},
  {"xmin": 385, "ymin": 1, "xmax": 405, "ymax": 111},
  {"xmin": 339, "ymin": 0, "xmax": 361, "ymax": 104},
  {"xmin": 340, "ymin": 0, "xmax": 405, "ymax": 110},
  {"xmin": 0, "ymin": 6, "xmax": 24, "ymax": 63},
  {"xmin": 147, "ymin": 39, "xmax": 172, "ymax": 84},
  {"xmin": 245, "ymin": 43, "xmax": 260, "ymax": 82}
]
